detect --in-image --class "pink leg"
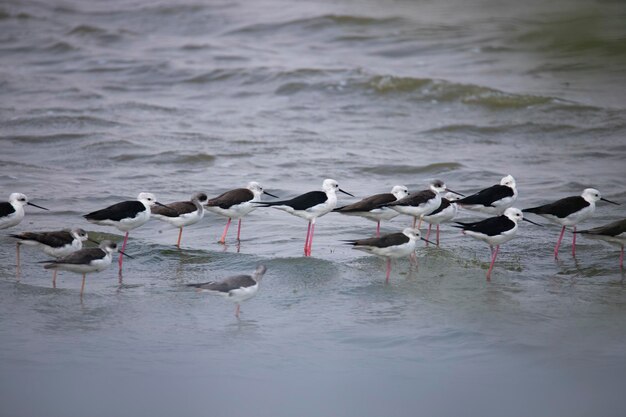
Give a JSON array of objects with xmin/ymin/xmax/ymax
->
[
  {"xmin": 119, "ymin": 232, "xmax": 129, "ymax": 270},
  {"xmin": 572, "ymin": 226, "xmax": 577, "ymax": 257},
  {"xmin": 307, "ymin": 222, "xmax": 316, "ymax": 256},
  {"xmin": 304, "ymin": 221, "xmax": 312, "ymax": 256},
  {"xmin": 236, "ymin": 219, "xmax": 242, "ymax": 241},
  {"xmin": 620, "ymin": 245, "xmax": 624, "ymax": 269},
  {"xmin": 554, "ymin": 226, "xmax": 566, "ymax": 259},
  {"xmin": 52, "ymin": 270, "xmax": 57, "ymax": 288},
  {"xmin": 218, "ymin": 218, "xmax": 231, "ymax": 244},
  {"xmin": 385, "ymin": 258, "xmax": 391, "ymax": 283},
  {"xmin": 376, "ymin": 221, "xmax": 380, "ymax": 237},
  {"xmin": 176, "ymin": 228, "xmax": 183, "ymax": 249},
  {"xmin": 436, "ymin": 225, "xmax": 440, "ymax": 247},
  {"xmin": 417, "ymin": 217, "xmax": 423, "ymax": 229},
  {"xmin": 486, "ymin": 245, "xmax": 500, "ymax": 281},
  {"xmin": 235, "ymin": 304, "xmax": 240, "ymax": 318},
  {"xmin": 425, "ymin": 224, "xmax": 432, "ymax": 246}
]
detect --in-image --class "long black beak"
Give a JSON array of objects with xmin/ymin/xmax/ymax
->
[
  {"xmin": 601, "ymin": 197, "xmax": 620, "ymax": 205},
  {"xmin": 155, "ymin": 202, "xmax": 170, "ymax": 209},
  {"xmin": 523, "ymin": 218, "xmax": 543, "ymax": 226},
  {"xmin": 88, "ymin": 238, "xmax": 100, "ymax": 245},
  {"xmin": 420, "ymin": 237, "xmax": 437, "ymax": 245},
  {"xmin": 263, "ymin": 190, "xmax": 279, "ymax": 198},
  {"xmin": 339, "ymin": 188, "xmax": 354, "ymax": 197},
  {"xmin": 445, "ymin": 188, "xmax": 465, "ymax": 197},
  {"xmin": 27, "ymin": 202, "xmax": 49, "ymax": 211},
  {"xmin": 118, "ymin": 249, "xmax": 134, "ymax": 259}
]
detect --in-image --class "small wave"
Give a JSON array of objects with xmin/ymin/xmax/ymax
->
[
  {"xmin": 358, "ymin": 162, "xmax": 464, "ymax": 176},
  {"xmin": 68, "ymin": 24, "xmax": 108, "ymax": 36},
  {"xmin": 3, "ymin": 115, "xmax": 122, "ymax": 130},
  {"xmin": 5, "ymin": 133, "xmax": 86, "ymax": 143},
  {"xmin": 228, "ymin": 14, "xmax": 404, "ymax": 35},
  {"xmin": 111, "ymin": 151, "xmax": 215, "ymax": 165}
]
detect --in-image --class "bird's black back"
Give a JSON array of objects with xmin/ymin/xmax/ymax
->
[
  {"xmin": 259, "ymin": 191, "xmax": 327, "ymax": 211},
  {"xmin": 346, "ymin": 232, "xmax": 410, "ymax": 248},
  {"xmin": 385, "ymin": 189, "xmax": 435, "ymax": 207},
  {"xmin": 335, "ymin": 193, "xmax": 395, "ymax": 213},
  {"xmin": 0, "ymin": 202, "xmax": 16, "ymax": 217},
  {"xmin": 84, "ymin": 201, "xmax": 146, "ymax": 221},
  {"xmin": 456, "ymin": 184, "xmax": 513, "ymax": 207},
  {"xmin": 11, "ymin": 230, "xmax": 74, "ymax": 248},
  {"xmin": 206, "ymin": 188, "xmax": 254, "ymax": 209},
  {"xmin": 523, "ymin": 196, "xmax": 588, "ymax": 219},
  {"xmin": 454, "ymin": 215, "xmax": 515, "ymax": 236}
]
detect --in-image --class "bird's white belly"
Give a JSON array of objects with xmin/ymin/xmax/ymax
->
[
  {"xmin": 228, "ymin": 284, "xmax": 258, "ymax": 303},
  {"xmin": 206, "ymin": 203, "xmax": 255, "ymax": 219}
]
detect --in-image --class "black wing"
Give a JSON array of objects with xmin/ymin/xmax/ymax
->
[
  {"xmin": 84, "ymin": 200, "xmax": 146, "ymax": 222},
  {"xmin": 44, "ymin": 248, "xmax": 106, "ymax": 266},
  {"xmin": 11, "ymin": 230, "xmax": 73, "ymax": 247},
  {"xmin": 523, "ymin": 196, "xmax": 588, "ymax": 219},
  {"xmin": 426, "ymin": 198, "xmax": 452, "ymax": 216},
  {"xmin": 0, "ymin": 201, "xmax": 16, "ymax": 217},
  {"xmin": 206, "ymin": 188, "xmax": 254, "ymax": 209},
  {"xmin": 152, "ymin": 201, "xmax": 196, "ymax": 217},
  {"xmin": 454, "ymin": 215, "xmax": 515, "ymax": 236},
  {"xmin": 335, "ymin": 193, "xmax": 395, "ymax": 213},
  {"xmin": 187, "ymin": 274, "xmax": 256, "ymax": 292},
  {"xmin": 456, "ymin": 184, "xmax": 513, "ymax": 207},
  {"xmin": 385, "ymin": 190, "xmax": 435, "ymax": 207},
  {"xmin": 258, "ymin": 191, "xmax": 327, "ymax": 211},
  {"xmin": 346, "ymin": 232, "xmax": 409, "ymax": 248},
  {"xmin": 576, "ymin": 218, "xmax": 626, "ymax": 237}
]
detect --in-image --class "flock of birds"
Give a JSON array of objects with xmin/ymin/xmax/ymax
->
[{"xmin": 2, "ymin": 175, "xmax": 625, "ymax": 317}]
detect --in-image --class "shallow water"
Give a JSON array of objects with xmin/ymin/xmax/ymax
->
[{"xmin": 1, "ymin": 0, "xmax": 626, "ymax": 416}]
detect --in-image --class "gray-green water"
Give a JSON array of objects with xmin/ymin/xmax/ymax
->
[{"xmin": 1, "ymin": 0, "xmax": 626, "ymax": 416}]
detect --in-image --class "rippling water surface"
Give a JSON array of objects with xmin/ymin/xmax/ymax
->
[{"xmin": 1, "ymin": 0, "xmax": 626, "ymax": 416}]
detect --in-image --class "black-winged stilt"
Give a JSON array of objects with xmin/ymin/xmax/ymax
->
[
  {"xmin": 574, "ymin": 218, "xmax": 626, "ymax": 269},
  {"xmin": 0, "ymin": 193, "xmax": 48, "ymax": 230},
  {"xmin": 453, "ymin": 207, "xmax": 541, "ymax": 280},
  {"xmin": 11, "ymin": 228, "xmax": 92, "ymax": 286},
  {"xmin": 523, "ymin": 188, "xmax": 619, "ymax": 259},
  {"xmin": 255, "ymin": 179, "xmax": 353, "ymax": 256},
  {"xmin": 334, "ymin": 185, "xmax": 409, "ymax": 237},
  {"xmin": 83, "ymin": 192, "xmax": 163, "ymax": 272},
  {"xmin": 151, "ymin": 192, "xmax": 208, "ymax": 248},
  {"xmin": 422, "ymin": 193, "xmax": 460, "ymax": 246},
  {"xmin": 456, "ymin": 175, "xmax": 517, "ymax": 215},
  {"xmin": 344, "ymin": 227, "xmax": 431, "ymax": 283},
  {"xmin": 205, "ymin": 182, "xmax": 278, "ymax": 244}
]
